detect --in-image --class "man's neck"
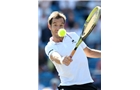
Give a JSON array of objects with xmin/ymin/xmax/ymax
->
[{"xmin": 52, "ymin": 36, "xmax": 63, "ymax": 42}]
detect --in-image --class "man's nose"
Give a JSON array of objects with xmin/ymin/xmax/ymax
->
[{"xmin": 56, "ymin": 27, "xmax": 61, "ymax": 31}]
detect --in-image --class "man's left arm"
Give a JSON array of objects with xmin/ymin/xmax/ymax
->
[
  {"xmin": 73, "ymin": 32, "xmax": 101, "ymax": 58},
  {"xmin": 84, "ymin": 47, "xmax": 101, "ymax": 58}
]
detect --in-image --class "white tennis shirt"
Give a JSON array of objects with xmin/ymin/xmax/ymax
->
[{"xmin": 45, "ymin": 32, "xmax": 93, "ymax": 86}]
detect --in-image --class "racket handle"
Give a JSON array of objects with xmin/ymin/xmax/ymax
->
[{"xmin": 70, "ymin": 50, "xmax": 76, "ymax": 58}]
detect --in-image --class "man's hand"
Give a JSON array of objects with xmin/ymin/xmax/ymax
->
[{"xmin": 62, "ymin": 56, "xmax": 73, "ymax": 66}]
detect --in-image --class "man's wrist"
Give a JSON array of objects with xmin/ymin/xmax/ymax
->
[{"xmin": 60, "ymin": 56, "xmax": 65, "ymax": 64}]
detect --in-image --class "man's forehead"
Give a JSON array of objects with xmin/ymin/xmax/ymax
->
[{"xmin": 52, "ymin": 18, "xmax": 64, "ymax": 23}]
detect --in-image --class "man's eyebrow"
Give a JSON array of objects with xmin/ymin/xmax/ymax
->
[
  {"xmin": 52, "ymin": 22, "xmax": 64, "ymax": 24},
  {"xmin": 61, "ymin": 22, "xmax": 64, "ymax": 24},
  {"xmin": 52, "ymin": 22, "xmax": 56, "ymax": 24}
]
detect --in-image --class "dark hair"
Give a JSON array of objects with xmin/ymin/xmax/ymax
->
[{"xmin": 48, "ymin": 11, "xmax": 66, "ymax": 25}]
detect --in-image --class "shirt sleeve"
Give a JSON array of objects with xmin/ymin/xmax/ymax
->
[
  {"xmin": 45, "ymin": 44, "xmax": 56, "ymax": 60},
  {"xmin": 80, "ymin": 40, "xmax": 87, "ymax": 49}
]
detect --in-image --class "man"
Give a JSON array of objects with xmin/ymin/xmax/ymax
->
[{"xmin": 45, "ymin": 11, "xmax": 101, "ymax": 90}]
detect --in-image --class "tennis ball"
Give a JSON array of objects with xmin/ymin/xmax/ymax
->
[{"xmin": 58, "ymin": 28, "xmax": 66, "ymax": 37}]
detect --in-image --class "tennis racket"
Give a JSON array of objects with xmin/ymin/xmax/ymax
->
[{"xmin": 70, "ymin": 6, "xmax": 101, "ymax": 58}]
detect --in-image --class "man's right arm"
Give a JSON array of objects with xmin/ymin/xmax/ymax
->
[
  {"xmin": 45, "ymin": 46, "xmax": 72, "ymax": 65},
  {"xmin": 50, "ymin": 51, "xmax": 62, "ymax": 64},
  {"xmin": 45, "ymin": 46, "xmax": 62, "ymax": 64},
  {"xmin": 50, "ymin": 52, "xmax": 73, "ymax": 66}
]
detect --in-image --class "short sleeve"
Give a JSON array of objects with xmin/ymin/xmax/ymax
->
[
  {"xmin": 45, "ymin": 44, "xmax": 56, "ymax": 60},
  {"xmin": 80, "ymin": 40, "xmax": 87, "ymax": 49}
]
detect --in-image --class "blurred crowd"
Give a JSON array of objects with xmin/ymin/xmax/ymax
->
[{"xmin": 38, "ymin": 1, "xmax": 101, "ymax": 90}]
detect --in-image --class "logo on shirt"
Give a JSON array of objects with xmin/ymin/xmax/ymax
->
[{"xmin": 72, "ymin": 40, "xmax": 76, "ymax": 43}]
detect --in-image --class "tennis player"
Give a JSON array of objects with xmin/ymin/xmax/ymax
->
[{"xmin": 45, "ymin": 11, "xmax": 101, "ymax": 90}]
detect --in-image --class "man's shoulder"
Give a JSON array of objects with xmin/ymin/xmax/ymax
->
[
  {"xmin": 67, "ymin": 32, "xmax": 80, "ymax": 40},
  {"xmin": 67, "ymin": 32, "xmax": 79, "ymax": 38},
  {"xmin": 45, "ymin": 41, "xmax": 55, "ymax": 50},
  {"xmin": 67, "ymin": 32, "xmax": 77, "ymax": 36}
]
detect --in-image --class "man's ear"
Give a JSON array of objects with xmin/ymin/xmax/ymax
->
[{"xmin": 48, "ymin": 23, "xmax": 51, "ymax": 30}]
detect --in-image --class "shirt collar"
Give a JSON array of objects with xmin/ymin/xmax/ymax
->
[{"xmin": 49, "ymin": 35, "xmax": 67, "ymax": 44}]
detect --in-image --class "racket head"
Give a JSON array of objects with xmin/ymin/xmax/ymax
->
[
  {"xmin": 81, "ymin": 6, "xmax": 101, "ymax": 39},
  {"xmin": 70, "ymin": 6, "xmax": 101, "ymax": 58}
]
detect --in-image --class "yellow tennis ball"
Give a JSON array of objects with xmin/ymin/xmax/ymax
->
[{"xmin": 58, "ymin": 28, "xmax": 66, "ymax": 37}]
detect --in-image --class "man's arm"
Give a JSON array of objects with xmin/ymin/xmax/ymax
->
[
  {"xmin": 50, "ymin": 52, "xmax": 73, "ymax": 66},
  {"xmin": 84, "ymin": 47, "xmax": 101, "ymax": 58},
  {"xmin": 50, "ymin": 52, "xmax": 62, "ymax": 64}
]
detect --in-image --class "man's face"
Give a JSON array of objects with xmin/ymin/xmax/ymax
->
[{"xmin": 49, "ymin": 18, "xmax": 65, "ymax": 38}]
